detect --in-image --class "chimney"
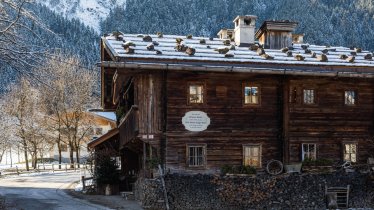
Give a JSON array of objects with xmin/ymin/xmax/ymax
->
[
  {"xmin": 255, "ymin": 20, "xmax": 298, "ymax": 49},
  {"xmin": 233, "ymin": 15, "xmax": 257, "ymax": 47},
  {"xmin": 217, "ymin": 28, "xmax": 234, "ymax": 40}
]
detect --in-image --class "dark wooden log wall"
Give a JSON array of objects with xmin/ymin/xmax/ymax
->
[
  {"xmin": 287, "ymin": 77, "xmax": 374, "ymax": 163},
  {"xmin": 134, "ymin": 72, "xmax": 163, "ymax": 149},
  {"xmin": 165, "ymin": 71, "xmax": 283, "ymax": 172}
]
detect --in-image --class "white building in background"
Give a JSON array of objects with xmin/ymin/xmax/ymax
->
[
  {"xmin": 49, "ymin": 112, "xmax": 116, "ymax": 163},
  {"xmin": 1, "ymin": 112, "xmax": 116, "ymax": 166}
]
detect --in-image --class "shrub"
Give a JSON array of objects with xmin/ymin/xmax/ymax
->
[
  {"xmin": 221, "ymin": 165, "xmax": 256, "ymax": 175},
  {"xmin": 302, "ymin": 158, "xmax": 333, "ymax": 167}
]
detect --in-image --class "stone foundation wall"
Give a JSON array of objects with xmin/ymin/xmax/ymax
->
[{"xmin": 135, "ymin": 171, "xmax": 374, "ymax": 210}]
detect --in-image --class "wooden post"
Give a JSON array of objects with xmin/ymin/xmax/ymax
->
[
  {"xmin": 283, "ymin": 77, "xmax": 290, "ymax": 164},
  {"xmin": 81, "ymin": 176, "xmax": 86, "ymax": 191},
  {"xmin": 16, "ymin": 166, "xmax": 19, "ymax": 175},
  {"xmin": 52, "ymin": 164, "xmax": 54, "ymax": 173}
]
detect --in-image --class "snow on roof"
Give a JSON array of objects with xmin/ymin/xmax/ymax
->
[
  {"xmin": 90, "ymin": 111, "xmax": 116, "ymax": 121},
  {"xmin": 102, "ymin": 33, "xmax": 374, "ymax": 68}
]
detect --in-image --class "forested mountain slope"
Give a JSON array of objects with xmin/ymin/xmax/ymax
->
[{"xmin": 101, "ymin": 0, "xmax": 374, "ymax": 51}]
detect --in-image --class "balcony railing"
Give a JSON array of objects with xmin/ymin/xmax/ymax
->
[{"xmin": 119, "ymin": 105, "xmax": 139, "ymax": 148}]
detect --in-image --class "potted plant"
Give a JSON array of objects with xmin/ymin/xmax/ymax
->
[
  {"xmin": 302, "ymin": 158, "xmax": 333, "ymax": 173},
  {"xmin": 221, "ymin": 165, "xmax": 256, "ymax": 177}
]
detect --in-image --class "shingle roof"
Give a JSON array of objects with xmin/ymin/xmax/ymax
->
[{"xmin": 102, "ymin": 33, "xmax": 374, "ymax": 67}]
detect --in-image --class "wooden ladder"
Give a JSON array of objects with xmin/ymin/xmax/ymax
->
[{"xmin": 325, "ymin": 185, "xmax": 350, "ymax": 209}]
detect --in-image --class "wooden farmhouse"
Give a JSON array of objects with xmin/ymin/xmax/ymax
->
[{"xmin": 92, "ymin": 15, "xmax": 374, "ymax": 180}]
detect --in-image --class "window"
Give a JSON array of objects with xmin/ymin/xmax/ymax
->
[
  {"xmin": 345, "ymin": 90, "xmax": 356, "ymax": 105},
  {"xmin": 302, "ymin": 143, "xmax": 316, "ymax": 161},
  {"xmin": 303, "ymin": 89, "xmax": 315, "ymax": 104},
  {"xmin": 188, "ymin": 84, "xmax": 204, "ymax": 104},
  {"xmin": 244, "ymin": 85, "xmax": 260, "ymax": 105},
  {"xmin": 343, "ymin": 143, "xmax": 357, "ymax": 163},
  {"xmin": 243, "ymin": 145, "xmax": 261, "ymax": 167},
  {"xmin": 187, "ymin": 144, "xmax": 206, "ymax": 167}
]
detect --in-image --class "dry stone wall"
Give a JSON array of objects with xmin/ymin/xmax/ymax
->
[{"xmin": 135, "ymin": 171, "xmax": 374, "ymax": 209}]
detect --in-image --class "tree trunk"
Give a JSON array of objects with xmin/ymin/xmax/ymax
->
[
  {"xmin": 23, "ymin": 140, "xmax": 29, "ymax": 171},
  {"xmin": 69, "ymin": 143, "xmax": 74, "ymax": 168},
  {"xmin": 75, "ymin": 148, "xmax": 80, "ymax": 169},
  {"xmin": 58, "ymin": 143, "xmax": 62, "ymax": 169}
]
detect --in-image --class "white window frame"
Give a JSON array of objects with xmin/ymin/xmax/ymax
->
[
  {"xmin": 188, "ymin": 84, "xmax": 204, "ymax": 104},
  {"xmin": 302, "ymin": 143, "xmax": 317, "ymax": 161},
  {"xmin": 303, "ymin": 89, "xmax": 315, "ymax": 104},
  {"xmin": 343, "ymin": 143, "xmax": 357, "ymax": 163},
  {"xmin": 344, "ymin": 90, "xmax": 356, "ymax": 105},
  {"xmin": 243, "ymin": 144, "xmax": 262, "ymax": 168},
  {"xmin": 186, "ymin": 144, "xmax": 206, "ymax": 167}
]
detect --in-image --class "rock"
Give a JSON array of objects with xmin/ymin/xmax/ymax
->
[
  {"xmin": 143, "ymin": 35, "xmax": 152, "ymax": 42},
  {"xmin": 137, "ymin": 34, "xmax": 144, "ymax": 37},
  {"xmin": 321, "ymin": 49, "xmax": 328, "ymax": 54},
  {"xmin": 199, "ymin": 39, "xmax": 206, "ymax": 44},
  {"xmin": 152, "ymin": 41, "xmax": 159, "ymax": 46},
  {"xmin": 176, "ymin": 38, "xmax": 183, "ymax": 44},
  {"xmin": 156, "ymin": 32, "xmax": 163, "ymax": 38},
  {"xmin": 286, "ymin": 51, "xmax": 293, "ymax": 57},
  {"xmin": 206, "ymin": 45, "xmax": 211, "ymax": 49},
  {"xmin": 317, "ymin": 54, "xmax": 328, "ymax": 62},
  {"xmin": 305, "ymin": 49, "xmax": 312, "ymax": 54},
  {"xmin": 355, "ymin": 47, "xmax": 362, "ymax": 53},
  {"xmin": 146, "ymin": 43, "xmax": 154, "ymax": 51},
  {"xmin": 261, "ymin": 53, "xmax": 274, "ymax": 60},
  {"xmin": 364, "ymin": 54, "xmax": 373, "ymax": 60},
  {"xmin": 288, "ymin": 46, "xmax": 294, "ymax": 50},
  {"xmin": 257, "ymin": 48, "xmax": 265, "ymax": 56},
  {"xmin": 311, "ymin": 52, "xmax": 316, "ymax": 58},
  {"xmin": 209, "ymin": 37, "xmax": 214, "ymax": 41},
  {"xmin": 125, "ymin": 46, "xmax": 135, "ymax": 54},
  {"xmin": 186, "ymin": 34, "xmax": 193, "ymax": 39},
  {"xmin": 350, "ymin": 51, "xmax": 357, "ymax": 56},
  {"xmin": 281, "ymin": 47, "xmax": 289, "ymax": 53},
  {"xmin": 295, "ymin": 54, "xmax": 305, "ymax": 61},
  {"xmin": 230, "ymin": 45, "xmax": 236, "ymax": 50},
  {"xmin": 346, "ymin": 56, "xmax": 355, "ymax": 63},
  {"xmin": 340, "ymin": 54, "xmax": 348, "ymax": 59},
  {"xmin": 215, "ymin": 47, "xmax": 230, "ymax": 54},
  {"xmin": 223, "ymin": 39, "xmax": 231, "ymax": 46},
  {"xmin": 186, "ymin": 47, "xmax": 196, "ymax": 56},
  {"xmin": 175, "ymin": 44, "xmax": 188, "ymax": 52},
  {"xmin": 301, "ymin": 44, "xmax": 308, "ymax": 50},
  {"xmin": 122, "ymin": 41, "xmax": 136, "ymax": 49},
  {"xmin": 225, "ymin": 53, "xmax": 234, "ymax": 58}
]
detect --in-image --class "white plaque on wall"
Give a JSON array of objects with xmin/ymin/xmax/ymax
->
[{"xmin": 182, "ymin": 111, "xmax": 210, "ymax": 132}]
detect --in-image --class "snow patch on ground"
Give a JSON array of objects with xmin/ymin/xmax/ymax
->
[{"xmin": 37, "ymin": 0, "xmax": 127, "ymax": 33}]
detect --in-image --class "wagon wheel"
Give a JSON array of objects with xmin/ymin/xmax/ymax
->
[{"xmin": 266, "ymin": 160, "xmax": 283, "ymax": 175}]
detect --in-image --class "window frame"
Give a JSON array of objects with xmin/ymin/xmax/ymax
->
[
  {"xmin": 187, "ymin": 82, "xmax": 205, "ymax": 105},
  {"xmin": 344, "ymin": 90, "xmax": 357, "ymax": 106},
  {"xmin": 242, "ymin": 83, "xmax": 261, "ymax": 106},
  {"xmin": 242, "ymin": 144, "xmax": 262, "ymax": 168},
  {"xmin": 186, "ymin": 144, "xmax": 207, "ymax": 168},
  {"xmin": 301, "ymin": 143, "xmax": 317, "ymax": 161},
  {"xmin": 342, "ymin": 143, "xmax": 358, "ymax": 163},
  {"xmin": 302, "ymin": 88, "xmax": 317, "ymax": 105}
]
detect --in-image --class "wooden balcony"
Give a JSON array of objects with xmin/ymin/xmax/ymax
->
[{"xmin": 119, "ymin": 105, "xmax": 139, "ymax": 148}]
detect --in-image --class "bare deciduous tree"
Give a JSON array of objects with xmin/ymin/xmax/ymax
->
[
  {"xmin": 40, "ymin": 54, "xmax": 98, "ymax": 168},
  {"xmin": 0, "ymin": 0, "xmax": 49, "ymax": 76}
]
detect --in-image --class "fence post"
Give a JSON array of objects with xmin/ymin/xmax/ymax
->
[
  {"xmin": 16, "ymin": 166, "xmax": 19, "ymax": 175},
  {"xmin": 81, "ymin": 176, "xmax": 85, "ymax": 191},
  {"xmin": 52, "ymin": 164, "xmax": 54, "ymax": 173}
]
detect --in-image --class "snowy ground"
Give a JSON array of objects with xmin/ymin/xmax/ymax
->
[{"xmin": 0, "ymin": 171, "xmax": 111, "ymax": 210}]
